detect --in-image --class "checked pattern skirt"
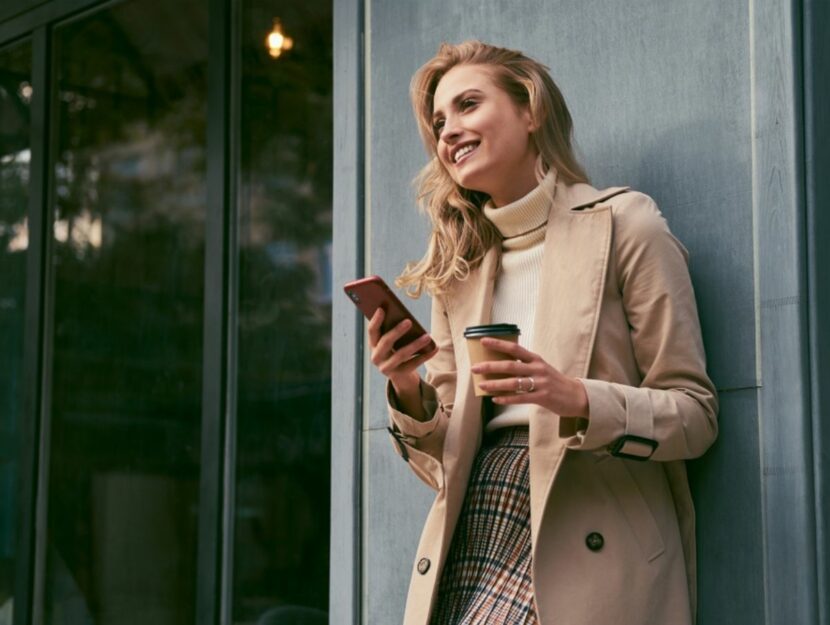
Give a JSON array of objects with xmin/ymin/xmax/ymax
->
[{"xmin": 430, "ymin": 427, "xmax": 538, "ymax": 624}]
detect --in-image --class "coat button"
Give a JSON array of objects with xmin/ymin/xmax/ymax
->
[
  {"xmin": 585, "ymin": 532, "xmax": 604, "ymax": 552},
  {"xmin": 417, "ymin": 557, "xmax": 431, "ymax": 574}
]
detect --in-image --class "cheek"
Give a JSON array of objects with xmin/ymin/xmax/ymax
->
[
  {"xmin": 442, "ymin": 145, "xmax": 453, "ymax": 164},
  {"xmin": 498, "ymin": 125, "xmax": 531, "ymax": 156},
  {"xmin": 436, "ymin": 150, "xmax": 458, "ymax": 178},
  {"xmin": 438, "ymin": 148, "xmax": 454, "ymax": 171}
]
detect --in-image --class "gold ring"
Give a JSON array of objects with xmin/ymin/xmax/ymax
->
[{"xmin": 527, "ymin": 377, "xmax": 535, "ymax": 392}]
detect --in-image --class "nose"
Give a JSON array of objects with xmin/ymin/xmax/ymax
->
[{"xmin": 439, "ymin": 115, "xmax": 462, "ymax": 144}]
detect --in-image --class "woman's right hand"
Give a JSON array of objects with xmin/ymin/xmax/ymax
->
[{"xmin": 368, "ymin": 308, "xmax": 438, "ymax": 399}]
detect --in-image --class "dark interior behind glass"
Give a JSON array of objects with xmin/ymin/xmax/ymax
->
[
  {"xmin": 0, "ymin": 37, "xmax": 31, "ymax": 625},
  {"xmin": 46, "ymin": 3, "xmax": 207, "ymax": 623},
  {"xmin": 233, "ymin": 2, "xmax": 332, "ymax": 623}
]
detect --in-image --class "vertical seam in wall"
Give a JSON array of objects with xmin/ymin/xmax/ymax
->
[
  {"xmin": 748, "ymin": 0, "xmax": 762, "ymax": 390},
  {"xmin": 798, "ymin": 0, "xmax": 820, "ymax": 610},
  {"xmin": 795, "ymin": 0, "xmax": 823, "ymax": 623},
  {"xmin": 747, "ymin": 1, "xmax": 770, "ymax": 623},
  {"xmin": 360, "ymin": 1, "xmax": 371, "ymax": 622}
]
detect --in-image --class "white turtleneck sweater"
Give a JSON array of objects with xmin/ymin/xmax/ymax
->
[{"xmin": 482, "ymin": 169, "xmax": 557, "ymax": 431}]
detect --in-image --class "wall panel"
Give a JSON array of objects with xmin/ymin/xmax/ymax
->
[{"xmin": 360, "ymin": 0, "xmax": 807, "ymax": 623}]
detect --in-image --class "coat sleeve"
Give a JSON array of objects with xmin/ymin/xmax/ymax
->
[
  {"xmin": 559, "ymin": 193, "xmax": 719, "ymax": 461},
  {"xmin": 386, "ymin": 292, "xmax": 456, "ymax": 490}
]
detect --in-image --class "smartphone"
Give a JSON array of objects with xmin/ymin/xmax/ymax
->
[{"xmin": 344, "ymin": 275, "xmax": 436, "ymax": 354}]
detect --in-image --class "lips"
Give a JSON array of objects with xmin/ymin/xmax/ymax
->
[{"xmin": 451, "ymin": 141, "xmax": 480, "ymax": 165}]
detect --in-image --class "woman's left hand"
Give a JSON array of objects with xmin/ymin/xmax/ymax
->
[{"xmin": 472, "ymin": 337, "xmax": 590, "ymax": 418}]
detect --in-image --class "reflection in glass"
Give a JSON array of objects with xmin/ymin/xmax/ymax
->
[
  {"xmin": 233, "ymin": 2, "xmax": 332, "ymax": 623},
  {"xmin": 0, "ymin": 38, "xmax": 31, "ymax": 625},
  {"xmin": 45, "ymin": 2, "xmax": 207, "ymax": 623}
]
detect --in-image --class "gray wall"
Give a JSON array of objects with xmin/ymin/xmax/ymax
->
[{"xmin": 332, "ymin": 0, "xmax": 826, "ymax": 623}]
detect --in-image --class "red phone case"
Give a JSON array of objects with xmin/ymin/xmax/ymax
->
[{"xmin": 344, "ymin": 276, "xmax": 436, "ymax": 353}]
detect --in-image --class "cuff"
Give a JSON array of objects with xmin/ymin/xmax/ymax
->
[
  {"xmin": 561, "ymin": 378, "xmax": 659, "ymax": 460},
  {"xmin": 386, "ymin": 379, "xmax": 441, "ymax": 439},
  {"xmin": 559, "ymin": 377, "xmax": 627, "ymax": 449}
]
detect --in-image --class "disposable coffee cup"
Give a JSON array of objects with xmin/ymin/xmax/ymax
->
[{"xmin": 464, "ymin": 324, "xmax": 521, "ymax": 397}]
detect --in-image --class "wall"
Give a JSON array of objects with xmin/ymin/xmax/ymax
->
[{"xmin": 332, "ymin": 0, "xmax": 824, "ymax": 623}]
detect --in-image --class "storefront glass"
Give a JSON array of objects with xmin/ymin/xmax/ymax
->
[
  {"xmin": 45, "ymin": 2, "xmax": 207, "ymax": 623},
  {"xmin": 0, "ymin": 1, "xmax": 333, "ymax": 621}
]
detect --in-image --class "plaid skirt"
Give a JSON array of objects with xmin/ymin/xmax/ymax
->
[{"xmin": 430, "ymin": 427, "xmax": 538, "ymax": 624}]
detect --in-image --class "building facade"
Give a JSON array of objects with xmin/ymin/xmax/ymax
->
[{"xmin": 331, "ymin": 0, "xmax": 829, "ymax": 624}]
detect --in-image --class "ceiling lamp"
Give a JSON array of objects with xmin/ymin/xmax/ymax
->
[{"xmin": 266, "ymin": 19, "xmax": 294, "ymax": 59}]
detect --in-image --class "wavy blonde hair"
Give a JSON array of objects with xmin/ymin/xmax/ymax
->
[{"xmin": 396, "ymin": 40, "xmax": 589, "ymax": 298}]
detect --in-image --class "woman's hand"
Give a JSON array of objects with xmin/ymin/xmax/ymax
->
[
  {"xmin": 368, "ymin": 308, "xmax": 439, "ymax": 399},
  {"xmin": 472, "ymin": 337, "xmax": 590, "ymax": 418}
]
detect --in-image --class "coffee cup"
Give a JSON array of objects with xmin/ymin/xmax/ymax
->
[{"xmin": 464, "ymin": 324, "xmax": 521, "ymax": 397}]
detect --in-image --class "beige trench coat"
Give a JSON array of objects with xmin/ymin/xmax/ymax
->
[{"xmin": 386, "ymin": 178, "xmax": 719, "ymax": 625}]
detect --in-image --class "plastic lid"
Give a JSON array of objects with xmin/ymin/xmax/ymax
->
[{"xmin": 463, "ymin": 323, "xmax": 521, "ymax": 338}]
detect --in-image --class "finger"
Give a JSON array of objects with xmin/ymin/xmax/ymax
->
[
  {"xmin": 379, "ymin": 339, "xmax": 437, "ymax": 376},
  {"xmin": 375, "ymin": 317, "xmax": 413, "ymax": 355},
  {"xmin": 479, "ymin": 337, "xmax": 536, "ymax": 362},
  {"xmin": 492, "ymin": 391, "xmax": 542, "ymax": 405},
  {"xmin": 471, "ymin": 360, "xmax": 530, "ymax": 376},
  {"xmin": 385, "ymin": 333, "xmax": 434, "ymax": 367},
  {"xmin": 367, "ymin": 308, "xmax": 385, "ymax": 344},
  {"xmin": 402, "ymin": 342, "xmax": 440, "ymax": 370},
  {"xmin": 477, "ymin": 376, "xmax": 530, "ymax": 394}
]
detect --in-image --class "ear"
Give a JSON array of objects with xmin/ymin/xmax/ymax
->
[{"xmin": 522, "ymin": 107, "xmax": 539, "ymax": 133}]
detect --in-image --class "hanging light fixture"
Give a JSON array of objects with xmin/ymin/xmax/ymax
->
[{"xmin": 266, "ymin": 18, "xmax": 294, "ymax": 58}]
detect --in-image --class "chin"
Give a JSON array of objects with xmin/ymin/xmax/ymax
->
[{"xmin": 451, "ymin": 168, "xmax": 491, "ymax": 196}]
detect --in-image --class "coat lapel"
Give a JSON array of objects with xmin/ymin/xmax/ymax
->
[
  {"xmin": 527, "ymin": 181, "xmax": 629, "ymax": 546},
  {"xmin": 440, "ymin": 247, "xmax": 499, "ymax": 547}
]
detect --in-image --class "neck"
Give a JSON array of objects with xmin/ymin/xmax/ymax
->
[{"xmin": 488, "ymin": 153, "xmax": 540, "ymax": 207}]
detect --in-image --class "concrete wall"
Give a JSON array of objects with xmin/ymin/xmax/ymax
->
[{"xmin": 332, "ymin": 0, "xmax": 824, "ymax": 623}]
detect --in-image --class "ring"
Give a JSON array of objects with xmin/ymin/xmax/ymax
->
[
  {"xmin": 516, "ymin": 377, "xmax": 525, "ymax": 393},
  {"xmin": 527, "ymin": 377, "xmax": 535, "ymax": 392}
]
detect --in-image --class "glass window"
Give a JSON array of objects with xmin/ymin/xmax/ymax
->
[
  {"xmin": 0, "ymin": 37, "xmax": 31, "ymax": 625},
  {"xmin": 45, "ymin": 2, "xmax": 207, "ymax": 623},
  {"xmin": 232, "ymin": 3, "xmax": 332, "ymax": 623}
]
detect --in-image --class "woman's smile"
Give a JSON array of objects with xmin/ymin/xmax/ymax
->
[{"xmin": 452, "ymin": 142, "xmax": 479, "ymax": 165}]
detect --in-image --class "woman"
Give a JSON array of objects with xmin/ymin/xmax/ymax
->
[{"xmin": 367, "ymin": 40, "xmax": 718, "ymax": 625}]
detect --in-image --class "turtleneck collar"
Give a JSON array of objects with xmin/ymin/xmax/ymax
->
[{"xmin": 483, "ymin": 168, "xmax": 558, "ymax": 240}]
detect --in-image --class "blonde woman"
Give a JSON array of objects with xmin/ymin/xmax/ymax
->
[{"xmin": 367, "ymin": 40, "xmax": 718, "ymax": 625}]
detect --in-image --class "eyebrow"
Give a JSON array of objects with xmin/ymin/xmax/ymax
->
[{"xmin": 432, "ymin": 89, "xmax": 484, "ymax": 122}]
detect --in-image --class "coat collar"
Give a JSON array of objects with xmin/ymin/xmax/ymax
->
[
  {"xmin": 444, "ymin": 177, "xmax": 630, "ymax": 328},
  {"xmin": 555, "ymin": 178, "xmax": 630, "ymax": 212}
]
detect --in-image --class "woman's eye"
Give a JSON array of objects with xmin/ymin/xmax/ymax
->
[{"xmin": 432, "ymin": 100, "xmax": 477, "ymax": 137}]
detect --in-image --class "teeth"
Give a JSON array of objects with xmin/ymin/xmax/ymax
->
[{"xmin": 454, "ymin": 143, "xmax": 478, "ymax": 163}]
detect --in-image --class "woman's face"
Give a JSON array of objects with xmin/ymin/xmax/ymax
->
[{"xmin": 431, "ymin": 64, "xmax": 539, "ymax": 206}]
